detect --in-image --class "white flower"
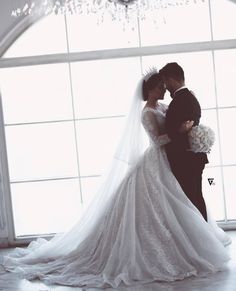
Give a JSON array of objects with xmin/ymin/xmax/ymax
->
[{"xmin": 188, "ymin": 124, "xmax": 215, "ymax": 153}]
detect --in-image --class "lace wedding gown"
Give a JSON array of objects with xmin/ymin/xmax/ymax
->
[{"xmin": 2, "ymin": 103, "xmax": 231, "ymax": 288}]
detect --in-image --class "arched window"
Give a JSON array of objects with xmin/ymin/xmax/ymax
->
[{"xmin": 0, "ymin": 0, "xmax": 236, "ymax": 244}]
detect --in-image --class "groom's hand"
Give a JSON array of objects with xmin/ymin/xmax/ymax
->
[{"xmin": 178, "ymin": 120, "xmax": 194, "ymax": 133}]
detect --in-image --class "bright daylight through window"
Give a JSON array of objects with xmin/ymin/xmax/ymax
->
[{"xmin": 0, "ymin": 0, "xmax": 235, "ymax": 240}]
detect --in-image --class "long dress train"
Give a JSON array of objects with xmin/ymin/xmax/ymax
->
[{"xmin": 1, "ymin": 103, "xmax": 231, "ymax": 288}]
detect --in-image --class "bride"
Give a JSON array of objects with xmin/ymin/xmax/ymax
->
[{"xmin": 1, "ymin": 70, "xmax": 231, "ymax": 289}]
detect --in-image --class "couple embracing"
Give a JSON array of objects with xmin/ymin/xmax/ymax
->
[{"xmin": 2, "ymin": 62, "xmax": 231, "ymax": 289}]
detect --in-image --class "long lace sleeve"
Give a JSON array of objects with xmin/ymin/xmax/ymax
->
[{"xmin": 142, "ymin": 108, "xmax": 171, "ymax": 147}]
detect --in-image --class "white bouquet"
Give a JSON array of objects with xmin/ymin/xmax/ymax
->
[{"xmin": 188, "ymin": 124, "xmax": 215, "ymax": 153}]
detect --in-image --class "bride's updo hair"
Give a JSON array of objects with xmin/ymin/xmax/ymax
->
[{"xmin": 142, "ymin": 72, "xmax": 163, "ymax": 101}]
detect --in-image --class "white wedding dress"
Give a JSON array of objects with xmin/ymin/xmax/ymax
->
[{"xmin": 2, "ymin": 103, "xmax": 231, "ymax": 289}]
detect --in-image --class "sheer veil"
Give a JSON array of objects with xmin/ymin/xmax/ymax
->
[
  {"xmin": 114, "ymin": 78, "xmax": 147, "ymax": 166},
  {"xmin": 3, "ymin": 72, "xmax": 231, "ymax": 267},
  {"xmin": 1, "ymin": 69, "xmax": 232, "ymax": 291},
  {"xmin": 4, "ymin": 77, "xmax": 148, "ymax": 261}
]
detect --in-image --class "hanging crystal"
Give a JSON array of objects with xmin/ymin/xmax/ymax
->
[{"xmin": 11, "ymin": 0, "xmax": 205, "ymax": 19}]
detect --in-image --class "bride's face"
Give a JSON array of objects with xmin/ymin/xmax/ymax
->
[{"xmin": 150, "ymin": 82, "xmax": 166, "ymax": 100}]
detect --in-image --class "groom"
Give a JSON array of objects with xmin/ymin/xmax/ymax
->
[{"xmin": 159, "ymin": 62, "xmax": 208, "ymax": 221}]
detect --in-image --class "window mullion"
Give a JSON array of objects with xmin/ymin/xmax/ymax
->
[
  {"xmin": 64, "ymin": 15, "xmax": 84, "ymax": 204},
  {"xmin": 1, "ymin": 39, "xmax": 236, "ymax": 69},
  {"xmin": 208, "ymin": 0, "xmax": 228, "ymax": 223},
  {"xmin": 0, "ymin": 94, "xmax": 16, "ymax": 243}
]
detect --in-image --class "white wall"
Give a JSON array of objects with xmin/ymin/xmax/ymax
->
[
  {"xmin": 0, "ymin": 1, "xmax": 49, "ymax": 247},
  {"xmin": 0, "ymin": 1, "xmax": 25, "ymax": 246},
  {"xmin": 0, "ymin": 1, "xmax": 24, "ymax": 55}
]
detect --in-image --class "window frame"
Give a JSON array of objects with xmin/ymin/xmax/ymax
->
[{"xmin": 1, "ymin": 2, "xmax": 236, "ymax": 246}]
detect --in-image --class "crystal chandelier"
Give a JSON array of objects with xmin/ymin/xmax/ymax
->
[{"xmin": 11, "ymin": 0, "xmax": 205, "ymax": 18}]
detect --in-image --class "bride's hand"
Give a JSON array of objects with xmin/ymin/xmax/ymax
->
[{"xmin": 178, "ymin": 120, "xmax": 194, "ymax": 133}]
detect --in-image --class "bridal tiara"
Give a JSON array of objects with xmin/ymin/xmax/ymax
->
[{"xmin": 143, "ymin": 67, "xmax": 159, "ymax": 82}]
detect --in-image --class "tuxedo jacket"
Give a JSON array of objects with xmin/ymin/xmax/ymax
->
[{"xmin": 165, "ymin": 88, "xmax": 208, "ymax": 165}]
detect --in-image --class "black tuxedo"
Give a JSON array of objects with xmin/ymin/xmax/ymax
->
[{"xmin": 165, "ymin": 88, "xmax": 208, "ymax": 221}]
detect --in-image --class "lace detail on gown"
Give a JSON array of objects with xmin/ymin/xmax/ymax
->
[
  {"xmin": 142, "ymin": 104, "xmax": 171, "ymax": 147},
  {"xmin": 1, "ymin": 103, "xmax": 231, "ymax": 288}
]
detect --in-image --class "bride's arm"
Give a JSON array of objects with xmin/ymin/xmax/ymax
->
[
  {"xmin": 142, "ymin": 109, "xmax": 193, "ymax": 147},
  {"xmin": 142, "ymin": 109, "xmax": 171, "ymax": 147},
  {"xmin": 145, "ymin": 107, "xmax": 213, "ymax": 153}
]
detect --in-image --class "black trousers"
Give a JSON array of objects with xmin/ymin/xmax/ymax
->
[{"xmin": 166, "ymin": 148, "xmax": 208, "ymax": 222}]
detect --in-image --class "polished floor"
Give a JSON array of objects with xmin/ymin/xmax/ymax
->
[{"xmin": 0, "ymin": 231, "xmax": 235, "ymax": 291}]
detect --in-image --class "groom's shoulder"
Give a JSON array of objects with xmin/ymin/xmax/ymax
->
[
  {"xmin": 176, "ymin": 88, "xmax": 200, "ymax": 103},
  {"xmin": 171, "ymin": 89, "xmax": 201, "ymax": 112},
  {"xmin": 176, "ymin": 87, "xmax": 192, "ymax": 97}
]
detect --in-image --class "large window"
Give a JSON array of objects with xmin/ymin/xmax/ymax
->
[{"xmin": 0, "ymin": 0, "xmax": 236, "ymax": 242}]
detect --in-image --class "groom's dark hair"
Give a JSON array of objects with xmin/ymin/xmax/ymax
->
[{"xmin": 159, "ymin": 62, "xmax": 185, "ymax": 82}]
